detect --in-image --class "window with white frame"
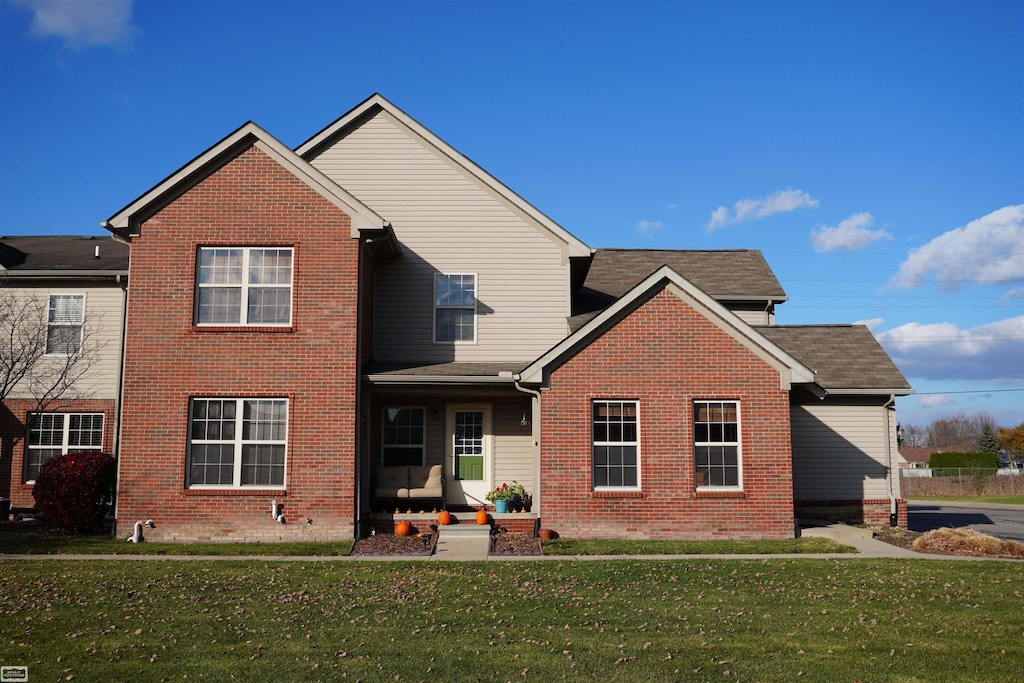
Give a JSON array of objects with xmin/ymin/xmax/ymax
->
[
  {"xmin": 46, "ymin": 294, "xmax": 84, "ymax": 354},
  {"xmin": 592, "ymin": 400, "xmax": 639, "ymax": 488},
  {"xmin": 693, "ymin": 400, "xmax": 741, "ymax": 488},
  {"xmin": 188, "ymin": 398, "xmax": 287, "ymax": 487},
  {"xmin": 195, "ymin": 247, "xmax": 293, "ymax": 325},
  {"xmin": 381, "ymin": 408, "xmax": 425, "ymax": 467},
  {"xmin": 25, "ymin": 412, "xmax": 104, "ymax": 482},
  {"xmin": 434, "ymin": 273, "xmax": 476, "ymax": 342}
]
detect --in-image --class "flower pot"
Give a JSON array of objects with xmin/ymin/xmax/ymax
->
[
  {"xmin": 538, "ymin": 528, "xmax": 555, "ymax": 541},
  {"xmin": 494, "ymin": 499, "xmax": 509, "ymax": 513}
]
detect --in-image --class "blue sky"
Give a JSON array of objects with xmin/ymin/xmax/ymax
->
[{"xmin": 1, "ymin": 0, "xmax": 1022, "ymax": 429}]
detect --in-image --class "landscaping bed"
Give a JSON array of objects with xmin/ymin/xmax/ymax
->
[
  {"xmin": 490, "ymin": 531, "xmax": 542, "ymax": 556},
  {"xmin": 349, "ymin": 532, "xmax": 436, "ymax": 557}
]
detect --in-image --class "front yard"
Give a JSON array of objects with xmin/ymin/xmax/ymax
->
[{"xmin": 1, "ymin": 559, "xmax": 1020, "ymax": 681}]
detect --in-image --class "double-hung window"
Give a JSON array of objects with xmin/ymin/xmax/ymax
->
[
  {"xmin": 592, "ymin": 400, "xmax": 639, "ymax": 489},
  {"xmin": 434, "ymin": 273, "xmax": 476, "ymax": 342},
  {"xmin": 693, "ymin": 400, "xmax": 741, "ymax": 488},
  {"xmin": 25, "ymin": 412, "xmax": 104, "ymax": 482},
  {"xmin": 46, "ymin": 294, "xmax": 84, "ymax": 354},
  {"xmin": 188, "ymin": 398, "xmax": 288, "ymax": 488},
  {"xmin": 196, "ymin": 247, "xmax": 293, "ymax": 325},
  {"xmin": 381, "ymin": 408, "xmax": 425, "ymax": 467}
]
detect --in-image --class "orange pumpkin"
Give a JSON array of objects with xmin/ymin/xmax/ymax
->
[
  {"xmin": 395, "ymin": 521, "xmax": 412, "ymax": 536},
  {"xmin": 438, "ymin": 510, "xmax": 452, "ymax": 525},
  {"xmin": 476, "ymin": 509, "xmax": 488, "ymax": 525}
]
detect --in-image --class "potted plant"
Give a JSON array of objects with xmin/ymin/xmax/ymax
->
[{"xmin": 485, "ymin": 482, "xmax": 515, "ymax": 513}]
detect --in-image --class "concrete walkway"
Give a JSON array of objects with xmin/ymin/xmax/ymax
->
[{"xmin": 1, "ymin": 524, "xmax": 1018, "ymax": 562}]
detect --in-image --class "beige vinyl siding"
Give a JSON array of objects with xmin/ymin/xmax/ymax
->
[
  {"xmin": 790, "ymin": 400, "xmax": 894, "ymax": 500},
  {"xmin": 492, "ymin": 398, "xmax": 535, "ymax": 496},
  {"xmin": 308, "ymin": 110, "xmax": 571, "ymax": 362},
  {"xmin": 4, "ymin": 284, "xmax": 124, "ymax": 400},
  {"xmin": 730, "ymin": 307, "xmax": 772, "ymax": 325}
]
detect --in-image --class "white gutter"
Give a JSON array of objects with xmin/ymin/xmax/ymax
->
[
  {"xmin": 511, "ymin": 373, "xmax": 542, "ymax": 519},
  {"xmin": 883, "ymin": 394, "xmax": 898, "ymax": 527}
]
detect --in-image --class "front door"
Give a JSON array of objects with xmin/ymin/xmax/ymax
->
[{"xmin": 446, "ymin": 404, "xmax": 491, "ymax": 506}]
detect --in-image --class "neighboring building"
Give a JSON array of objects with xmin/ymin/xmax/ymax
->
[
  {"xmin": 0, "ymin": 235, "xmax": 129, "ymax": 511},
  {"xmin": 898, "ymin": 446, "xmax": 934, "ymax": 469},
  {"xmin": 101, "ymin": 94, "xmax": 911, "ymax": 541}
]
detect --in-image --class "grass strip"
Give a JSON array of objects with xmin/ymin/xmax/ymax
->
[
  {"xmin": 0, "ymin": 559, "xmax": 1019, "ymax": 682},
  {"xmin": 0, "ymin": 532, "xmax": 353, "ymax": 556},
  {"xmin": 542, "ymin": 536, "xmax": 855, "ymax": 555}
]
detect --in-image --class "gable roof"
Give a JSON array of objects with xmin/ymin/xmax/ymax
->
[
  {"xmin": 103, "ymin": 122, "xmax": 388, "ymax": 240},
  {"xmin": 755, "ymin": 324, "xmax": 913, "ymax": 394},
  {"xmin": 899, "ymin": 446, "xmax": 933, "ymax": 464},
  {"xmin": 520, "ymin": 265, "xmax": 814, "ymax": 387},
  {"xmin": 1, "ymin": 235, "xmax": 129, "ymax": 277},
  {"xmin": 295, "ymin": 93, "xmax": 592, "ymax": 258},
  {"xmin": 570, "ymin": 248, "xmax": 787, "ymax": 331}
]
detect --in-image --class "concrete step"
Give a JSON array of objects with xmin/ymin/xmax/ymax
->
[{"xmin": 439, "ymin": 523, "xmax": 491, "ymax": 538}]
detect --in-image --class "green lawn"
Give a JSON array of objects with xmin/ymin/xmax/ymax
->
[
  {"xmin": 0, "ymin": 530, "xmax": 354, "ymax": 556},
  {"xmin": 1, "ymin": 559, "xmax": 1020, "ymax": 682},
  {"xmin": 542, "ymin": 536, "xmax": 855, "ymax": 555}
]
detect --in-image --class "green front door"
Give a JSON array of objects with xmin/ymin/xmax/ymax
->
[{"xmin": 454, "ymin": 410, "xmax": 484, "ymax": 480}]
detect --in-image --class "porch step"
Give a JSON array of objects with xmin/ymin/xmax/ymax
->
[{"xmin": 433, "ymin": 525, "xmax": 490, "ymax": 560}]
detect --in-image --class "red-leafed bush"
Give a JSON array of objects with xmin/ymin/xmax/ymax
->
[{"xmin": 32, "ymin": 451, "xmax": 116, "ymax": 532}]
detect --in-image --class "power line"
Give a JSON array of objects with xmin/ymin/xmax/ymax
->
[{"xmin": 913, "ymin": 388, "xmax": 1024, "ymax": 395}]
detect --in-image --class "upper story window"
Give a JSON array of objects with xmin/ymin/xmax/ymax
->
[
  {"xmin": 196, "ymin": 247, "xmax": 293, "ymax": 326},
  {"xmin": 25, "ymin": 412, "xmax": 104, "ymax": 482},
  {"xmin": 46, "ymin": 294, "xmax": 84, "ymax": 354},
  {"xmin": 592, "ymin": 400, "xmax": 640, "ymax": 489},
  {"xmin": 434, "ymin": 273, "xmax": 476, "ymax": 343},
  {"xmin": 693, "ymin": 400, "xmax": 741, "ymax": 489}
]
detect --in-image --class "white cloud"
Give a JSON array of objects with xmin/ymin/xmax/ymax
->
[
  {"xmin": 810, "ymin": 212, "xmax": 893, "ymax": 252},
  {"xmin": 635, "ymin": 220, "xmax": 663, "ymax": 236},
  {"xmin": 919, "ymin": 394, "xmax": 956, "ymax": 408},
  {"xmin": 1002, "ymin": 288, "xmax": 1024, "ymax": 304},
  {"xmin": 891, "ymin": 204, "xmax": 1024, "ymax": 291},
  {"xmin": 6, "ymin": 0, "xmax": 136, "ymax": 48},
  {"xmin": 706, "ymin": 188, "xmax": 818, "ymax": 231},
  {"xmin": 874, "ymin": 315, "xmax": 1024, "ymax": 381},
  {"xmin": 666, "ymin": 203, "xmax": 679, "ymax": 210},
  {"xmin": 854, "ymin": 317, "xmax": 885, "ymax": 332}
]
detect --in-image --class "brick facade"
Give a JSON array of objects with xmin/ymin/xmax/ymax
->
[
  {"xmin": 539, "ymin": 288, "xmax": 796, "ymax": 540},
  {"xmin": 796, "ymin": 498, "xmax": 908, "ymax": 528},
  {"xmin": 115, "ymin": 145, "xmax": 361, "ymax": 541},
  {"xmin": 1, "ymin": 398, "xmax": 117, "ymax": 511}
]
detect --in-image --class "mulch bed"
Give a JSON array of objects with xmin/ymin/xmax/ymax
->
[
  {"xmin": 349, "ymin": 532, "xmax": 437, "ymax": 557},
  {"xmin": 490, "ymin": 531, "xmax": 542, "ymax": 556}
]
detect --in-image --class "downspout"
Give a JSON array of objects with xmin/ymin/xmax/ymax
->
[
  {"xmin": 112, "ymin": 271, "xmax": 129, "ymax": 537},
  {"xmin": 512, "ymin": 374, "xmax": 542, "ymax": 521},
  {"xmin": 884, "ymin": 394, "xmax": 898, "ymax": 527},
  {"xmin": 353, "ymin": 239, "xmax": 367, "ymax": 539}
]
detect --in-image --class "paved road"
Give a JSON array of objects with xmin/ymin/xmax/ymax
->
[{"xmin": 908, "ymin": 501, "xmax": 1024, "ymax": 543}]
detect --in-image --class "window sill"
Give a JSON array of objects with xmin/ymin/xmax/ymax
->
[
  {"xmin": 695, "ymin": 489, "xmax": 746, "ymax": 499},
  {"xmin": 185, "ymin": 488, "xmax": 286, "ymax": 497},
  {"xmin": 592, "ymin": 489, "xmax": 644, "ymax": 499},
  {"xmin": 192, "ymin": 326, "xmax": 294, "ymax": 333}
]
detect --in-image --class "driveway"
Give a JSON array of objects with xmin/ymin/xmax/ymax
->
[{"xmin": 908, "ymin": 501, "xmax": 1024, "ymax": 543}]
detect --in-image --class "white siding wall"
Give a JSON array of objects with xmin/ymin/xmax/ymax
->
[
  {"xmin": 791, "ymin": 401, "xmax": 895, "ymax": 500},
  {"xmin": 309, "ymin": 111, "xmax": 571, "ymax": 362},
  {"xmin": 492, "ymin": 398, "xmax": 536, "ymax": 497},
  {"xmin": 4, "ymin": 284, "xmax": 124, "ymax": 400}
]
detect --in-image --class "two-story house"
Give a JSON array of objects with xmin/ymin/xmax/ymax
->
[
  {"xmin": 102, "ymin": 94, "xmax": 911, "ymax": 542},
  {"xmin": 1, "ymin": 235, "xmax": 129, "ymax": 514}
]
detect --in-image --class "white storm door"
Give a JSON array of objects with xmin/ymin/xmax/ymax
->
[{"xmin": 447, "ymin": 405, "xmax": 491, "ymax": 505}]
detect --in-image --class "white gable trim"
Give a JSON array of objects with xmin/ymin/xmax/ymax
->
[
  {"xmin": 519, "ymin": 265, "xmax": 816, "ymax": 389},
  {"xmin": 296, "ymin": 93, "xmax": 592, "ymax": 258},
  {"xmin": 103, "ymin": 122, "xmax": 386, "ymax": 238}
]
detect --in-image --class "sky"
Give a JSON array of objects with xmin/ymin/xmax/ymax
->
[{"xmin": 1, "ymin": 0, "xmax": 1022, "ymax": 430}]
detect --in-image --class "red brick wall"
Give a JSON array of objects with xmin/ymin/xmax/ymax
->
[
  {"xmin": 1, "ymin": 398, "xmax": 117, "ymax": 510},
  {"xmin": 116, "ymin": 145, "xmax": 360, "ymax": 541},
  {"xmin": 540, "ymin": 288, "xmax": 796, "ymax": 540},
  {"xmin": 795, "ymin": 498, "xmax": 907, "ymax": 528}
]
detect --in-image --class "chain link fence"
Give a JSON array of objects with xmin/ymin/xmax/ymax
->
[{"xmin": 899, "ymin": 468, "xmax": 1022, "ymax": 497}]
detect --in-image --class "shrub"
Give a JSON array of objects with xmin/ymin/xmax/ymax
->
[
  {"xmin": 928, "ymin": 451, "xmax": 998, "ymax": 471},
  {"xmin": 32, "ymin": 451, "xmax": 116, "ymax": 532}
]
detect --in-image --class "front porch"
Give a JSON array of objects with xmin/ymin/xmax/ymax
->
[{"xmin": 364, "ymin": 510, "xmax": 539, "ymax": 537}]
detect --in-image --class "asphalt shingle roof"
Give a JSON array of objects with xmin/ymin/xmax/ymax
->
[
  {"xmin": 1, "ymin": 236, "xmax": 129, "ymax": 272},
  {"xmin": 756, "ymin": 324, "xmax": 911, "ymax": 391}
]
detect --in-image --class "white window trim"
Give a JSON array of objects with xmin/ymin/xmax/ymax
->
[
  {"xmin": 432, "ymin": 272, "xmax": 478, "ymax": 344},
  {"xmin": 693, "ymin": 399, "xmax": 743, "ymax": 491},
  {"xmin": 187, "ymin": 398, "xmax": 289, "ymax": 489},
  {"xmin": 381, "ymin": 407, "xmax": 426, "ymax": 467},
  {"xmin": 25, "ymin": 411, "xmax": 105, "ymax": 483},
  {"xmin": 45, "ymin": 293, "xmax": 85, "ymax": 355},
  {"xmin": 592, "ymin": 399, "xmax": 641, "ymax": 491},
  {"xmin": 195, "ymin": 247, "xmax": 294, "ymax": 327}
]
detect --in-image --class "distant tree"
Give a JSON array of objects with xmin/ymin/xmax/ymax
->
[
  {"xmin": 927, "ymin": 412, "xmax": 998, "ymax": 452},
  {"xmin": 978, "ymin": 423, "xmax": 999, "ymax": 454},
  {"xmin": 899, "ymin": 423, "xmax": 929, "ymax": 447},
  {"xmin": 996, "ymin": 423, "xmax": 1024, "ymax": 466}
]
